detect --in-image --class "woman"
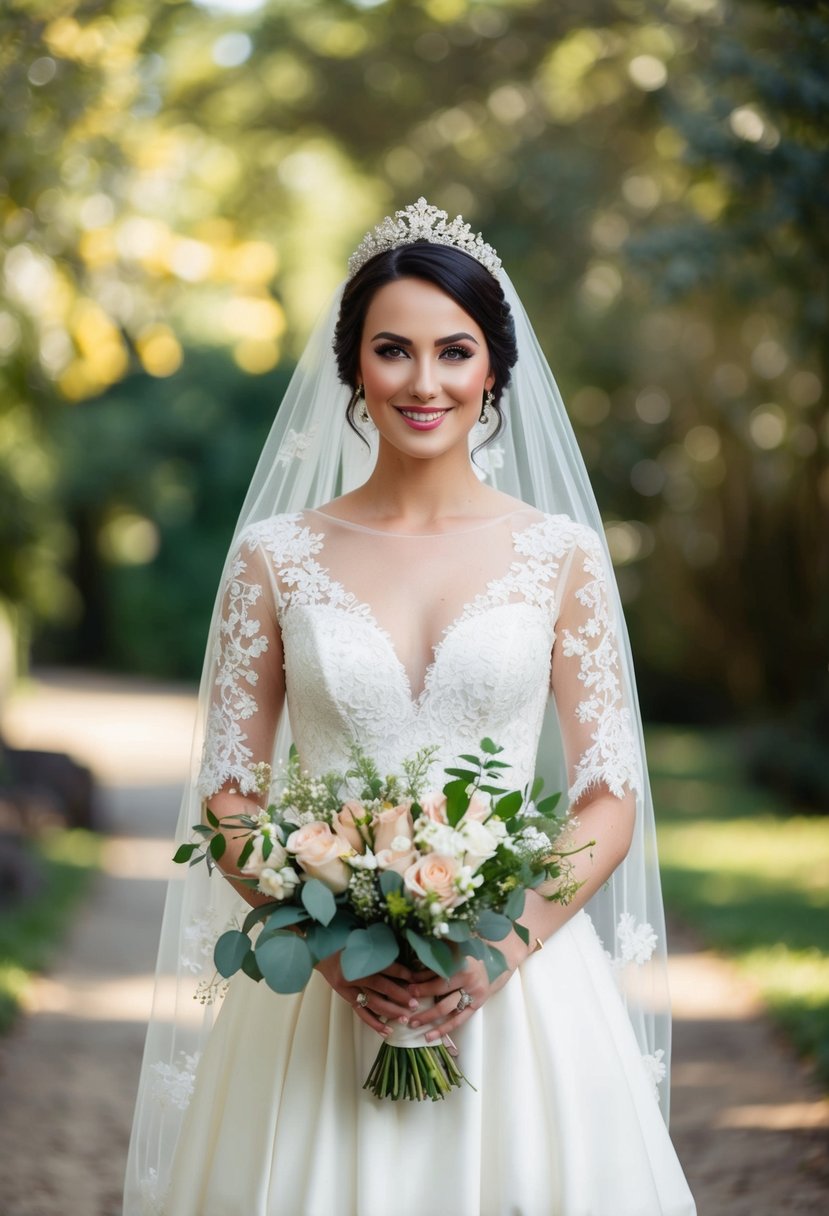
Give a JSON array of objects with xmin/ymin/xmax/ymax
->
[{"xmin": 124, "ymin": 200, "xmax": 696, "ymax": 1215}]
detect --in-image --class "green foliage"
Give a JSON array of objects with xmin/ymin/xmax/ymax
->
[
  {"xmin": 649, "ymin": 725, "xmax": 829, "ymax": 1087},
  {"xmin": 0, "ymin": 829, "xmax": 101, "ymax": 1034}
]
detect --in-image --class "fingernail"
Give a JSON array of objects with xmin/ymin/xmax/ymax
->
[
  {"xmin": 397, "ymin": 1016, "xmax": 409, "ymax": 1025},
  {"xmin": 426, "ymin": 1032, "xmax": 437, "ymax": 1042},
  {"xmin": 408, "ymin": 998, "xmax": 419, "ymax": 1009},
  {"xmin": 410, "ymin": 1020, "xmax": 420, "ymax": 1028}
]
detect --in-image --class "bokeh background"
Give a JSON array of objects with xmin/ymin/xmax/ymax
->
[{"xmin": 0, "ymin": 0, "xmax": 827, "ymax": 1207}]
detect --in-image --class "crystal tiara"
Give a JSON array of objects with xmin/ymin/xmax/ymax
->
[{"xmin": 347, "ymin": 197, "xmax": 502, "ymax": 280}]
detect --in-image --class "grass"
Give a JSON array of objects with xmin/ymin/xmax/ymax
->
[
  {"xmin": 0, "ymin": 829, "xmax": 101, "ymax": 1033},
  {"xmin": 647, "ymin": 726, "xmax": 829, "ymax": 1086}
]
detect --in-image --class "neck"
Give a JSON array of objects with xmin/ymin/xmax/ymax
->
[{"xmin": 358, "ymin": 439, "xmax": 488, "ymax": 526}]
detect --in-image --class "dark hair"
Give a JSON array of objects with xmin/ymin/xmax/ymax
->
[{"xmin": 333, "ymin": 241, "xmax": 517, "ymax": 447}]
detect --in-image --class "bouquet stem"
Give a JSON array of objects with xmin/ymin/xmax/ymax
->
[{"xmin": 362, "ymin": 995, "xmax": 472, "ymax": 1101}]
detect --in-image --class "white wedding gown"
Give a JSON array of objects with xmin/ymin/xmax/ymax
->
[{"xmin": 150, "ymin": 506, "xmax": 696, "ymax": 1216}]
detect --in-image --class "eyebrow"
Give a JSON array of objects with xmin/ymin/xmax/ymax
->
[{"xmin": 370, "ymin": 330, "xmax": 479, "ymax": 347}]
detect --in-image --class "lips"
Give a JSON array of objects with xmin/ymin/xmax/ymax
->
[{"xmin": 395, "ymin": 407, "xmax": 450, "ymax": 431}]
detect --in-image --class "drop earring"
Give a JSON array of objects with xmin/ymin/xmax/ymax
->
[
  {"xmin": 480, "ymin": 388, "xmax": 494, "ymax": 425},
  {"xmin": 352, "ymin": 384, "xmax": 369, "ymax": 424}
]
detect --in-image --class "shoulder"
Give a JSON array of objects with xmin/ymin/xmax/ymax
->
[
  {"xmin": 233, "ymin": 512, "xmax": 322, "ymax": 563},
  {"xmin": 515, "ymin": 512, "xmax": 604, "ymax": 562}
]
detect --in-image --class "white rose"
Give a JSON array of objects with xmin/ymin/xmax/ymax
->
[
  {"xmin": 257, "ymin": 865, "xmax": 299, "ymax": 899},
  {"xmin": 458, "ymin": 819, "xmax": 500, "ymax": 869},
  {"xmin": 241, "ymin": 832, "xmax": 287, "ymax": 878}
]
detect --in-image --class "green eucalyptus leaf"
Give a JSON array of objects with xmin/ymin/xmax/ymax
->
[
  {"xmin": 481, "ymin": 942, "xmax": 508, "ymax": 983},
  {"xmin": 341, "ymin": 922, "xmax": 399, "ymax": 982},
  {"xmin": 442, "ymin": 920, "xmax": 472, "ymax": 942},
  {"xmin": 205, "ymin": 807, "xmax": 220, "ymax": 829},
  {"xmin": 192, "ymin": 824, "xmax": 214, "ymax": 837},
  {"xmin": 514, "ymin": 923, "xmax": 531, "ymax": 946},
  {"xmin": 242, "ymin": 902, "xmax": 279, "ymax": 934},
  {"xmin": 255, "ymin": 930, "xmax": 314, "ymax": 993},
  {"xmin": 259, "ymin": 904, "xmax": 309, "ymax": 934},
  {"xmin": 503, "ymin": 887, "xmax": 526, "ymax": 921},
  {"xmin": 209, "ymin": 833, "xmax": 226, "ymax": 861},
  {"xmin": 379, "ymin": 869, "xmax": 404, "ymax": 896},
  {"xmin": 214, "ymin": 929, "xmax": 250, "ymax": 978},
  {"xmin": 301, "ymin": 878, "xmax": 337, "ymax": 926},
  {"xmin": 305, "ymin": 917, "xmax": 353, "ymax": 961},
  {"xmin": 237, "ymin": 837, "xmax": 254, "ymax": 869},
  {"xmin": 173, "ymin": 842, "xmax": 199, "ymax": 864},
  {"xmin": 476, "ymin": 909, "xmax": 512, "ymax": 940},
  {"xmin": 241, "ymin": 949, "xmax": 263, "ymax": 981},
  {"xmin": 404, "ymin": 929, "xmax": 456, "ymax": 980}
]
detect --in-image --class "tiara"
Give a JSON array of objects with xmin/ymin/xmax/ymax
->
[{"xmin": 347, "ymin": 197, "xmax": 502, "ymax": 280}]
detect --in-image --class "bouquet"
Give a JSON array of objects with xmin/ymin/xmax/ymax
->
[{"xmin": 175, "ymin": 739, "xmax": 588, "ymax": 1101}]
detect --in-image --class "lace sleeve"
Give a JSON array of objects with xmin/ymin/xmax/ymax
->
[
  {"xmin": 551, "ymin": 526, "xmax": 642, "ymax": 805},
  {"xmin": 196, "ymin": 531, "xmax": 285, "ymax": 801}
]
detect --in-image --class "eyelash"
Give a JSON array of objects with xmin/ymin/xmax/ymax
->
[{"xmin": 374, "ymin": 343, "xmax": 473, "ymax": 361}]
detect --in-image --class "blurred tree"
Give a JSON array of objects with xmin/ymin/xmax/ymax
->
[{"xmin": 1, "ymin": 0, "xmax": 826, "ymax": 731}]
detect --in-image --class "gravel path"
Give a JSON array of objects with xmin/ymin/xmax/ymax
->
[{"xmin": 0, "ymin": 672, "xmax": 827, "ymax": 1215}]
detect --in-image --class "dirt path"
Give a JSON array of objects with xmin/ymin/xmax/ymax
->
[{"xmin": 0, "ymin": 671, "xmax": 827, "ymax": 1215}]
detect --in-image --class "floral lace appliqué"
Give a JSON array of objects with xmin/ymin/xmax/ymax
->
[
  {"xmin": 617, "ymin": 911, "xmax": 658, "ymax": 965},
  {"xmin": 275, "ymin": 426, "xmax": 317, "ymax": 466},
  {"xmin": 642, "ymin": 1048, "xmax": 667, "ymax": 1102},
  {"xmin": 180, "ymin": 912, "xmax": 222, "ymax": 975},
  {"xmin": 197, "ymin": 549, "xmax": 270, "ymax": 799},
  {"xmin": 150, "ymin": 1050, "xmax": 201, "ymax": 1112},
  {"xmin": 559, "ymin": 529, "xmax": 642, "ymax": 803}
]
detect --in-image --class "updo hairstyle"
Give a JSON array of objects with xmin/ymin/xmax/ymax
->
[{"xmin": 333, "ymin": 241, "xmax": 518, "ymax": 448}]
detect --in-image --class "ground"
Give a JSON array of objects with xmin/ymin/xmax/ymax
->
[{"xmin": 0, "ymin": 672, "xmax": 826, "ymax": 1215}]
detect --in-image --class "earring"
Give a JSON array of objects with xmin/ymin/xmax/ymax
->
[
  {"xmin": 352, "ymin": 384, "xmax": 369, "ymax": 424},
  {"xmin": 480, "ymin": 389, "xmax": 494, "ymax": 425}
]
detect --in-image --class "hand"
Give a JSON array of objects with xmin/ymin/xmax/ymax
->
[
  {"xmin": 315, "ymin": 952, "xmax": 431, "ymax": 1037},
  {"xmin": 404, "ymin": 931, "xmax": 533, "ymax": 1042}
]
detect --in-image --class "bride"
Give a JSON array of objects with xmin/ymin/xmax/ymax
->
[{"xmin": 124, "ymin": 201, "xmax": 696, "ymax": 1215}]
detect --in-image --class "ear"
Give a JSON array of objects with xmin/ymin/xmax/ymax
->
[{"xmin": 485, "ymin": 368, "xmax": 495, "ymax": 392}]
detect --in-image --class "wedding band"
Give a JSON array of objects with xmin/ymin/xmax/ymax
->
[
  {"xmin": 456, "ymin": 988, "xmax": 473, "ymax": 1012},
  {"xmin": 356, "ymin": 991, "xmax": 368, "ymax": 1008}
]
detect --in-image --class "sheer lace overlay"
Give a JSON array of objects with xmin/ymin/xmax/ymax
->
[{"xmin": 198, "ymin": 507, "xmax": 639, "ymax": 811}]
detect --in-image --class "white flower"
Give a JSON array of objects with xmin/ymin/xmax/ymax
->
[
  {"xmin": 414, "ymin": 819, "xmax": 465, "ymax": 859},
  {"xmin": 347, "ymin": 849, "xmax": 379, "ymax": 871},
  {"xmin": 455, "ymin": 864, "xmax": 484, "ymax": 898},
  {"xmin": 241, "ymin": 832, "xmax": 287, "ymax": 877},
  {"xmin": 617, "ymin": 912, "xmax": 658, "ymax": 965},
  {"xmin": 642, "ymin": 1049, "xmax": 666, "ymax": 1102},
  {"xmin": 257, "ymin": 865, "xmax": 300, "ymax": 899},
  {"xmin": 518, "ymin": 824, "xmax": 553, "ymax": 853},
  {"xmin": 458, "ymin": 818, "xmax": 501, "ymax": 868}
]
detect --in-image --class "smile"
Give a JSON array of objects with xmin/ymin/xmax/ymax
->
[{"xmin": 396, "ymin": 408, "xmax": 450, "ymax": 430}]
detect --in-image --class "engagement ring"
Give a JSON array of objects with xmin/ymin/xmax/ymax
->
[
  {"xmin": 456, "ymin": 989, "xmax": 473, "ymax": 1012},
  {"xmin": 356, "ymin": 991, "xmax": 368, "ymax": 1008}
]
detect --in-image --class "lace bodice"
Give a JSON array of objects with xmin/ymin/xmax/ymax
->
[{"xmin": 197, "ymin": 508, "xmax": 641, "ymax": 806}]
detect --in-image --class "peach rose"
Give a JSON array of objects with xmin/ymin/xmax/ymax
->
[
  {"xmin": 333, "ymin": 801, "xmax": 369, "ymax": 853},
  {"xmin": 373, "ymin": 802, "xmax": 414, "ymax": 853},
  {"xmin": 418, "ymin": 792, "xmax": 448, "ymax": 823},
  {"xmin": 375, "ymin": 834, "xmax": 418, "ymax": 877},
  {"xmin": 403, "ymin": 853, "xmax": 462, "ymax": 909},
  {"xmin": 286, "ymin": 821, "xmax": 351, "ymax": 893}
]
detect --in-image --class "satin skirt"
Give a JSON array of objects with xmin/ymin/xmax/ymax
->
[{"xmin": 165, "ymin": 911, "xmax": 696, "ymax": 1216}]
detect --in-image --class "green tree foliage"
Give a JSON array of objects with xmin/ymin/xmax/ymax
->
[{"xmin": 1, "ymin": 0, "xmax": 826, "ymax": 729}]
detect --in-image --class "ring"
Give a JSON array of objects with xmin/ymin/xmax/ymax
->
[
  {"xmin": 455, "ymin": 988, "xmax": 473, "ymax": 1012},
  {"xmin": 356, "ymin": 991, "xmax": 368, "ymax": 1008}
]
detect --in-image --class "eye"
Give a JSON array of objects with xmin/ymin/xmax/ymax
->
[
  {"xmin": 374, "ymin": 343, "xmax": 409, "ymax": 359},
  {"xmin": 440, "ymin": 345, "xmax": 474, "ymax": 361}
]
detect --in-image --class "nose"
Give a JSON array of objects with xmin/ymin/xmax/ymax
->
[{"xmin": 410, "ymin": 357, "xmax": 438, "ymax": 402}]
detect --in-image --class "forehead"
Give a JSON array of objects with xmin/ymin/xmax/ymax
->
[{"xmin": 362, "ymin": 277, "xmax": 483, "ymax": 340}]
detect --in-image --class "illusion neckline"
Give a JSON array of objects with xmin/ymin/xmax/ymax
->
[{"xmin": 305, "ymin": 505, "xmax": 540, "ymax": 539}]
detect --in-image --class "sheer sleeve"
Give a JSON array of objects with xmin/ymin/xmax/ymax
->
[
  {"xmin": 196, "ymin": 530, "xmax": 285, "ymax": 801},
  {"xmin": 550, "ymin": 526, "xmax": 642, "ymax": 806}
]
